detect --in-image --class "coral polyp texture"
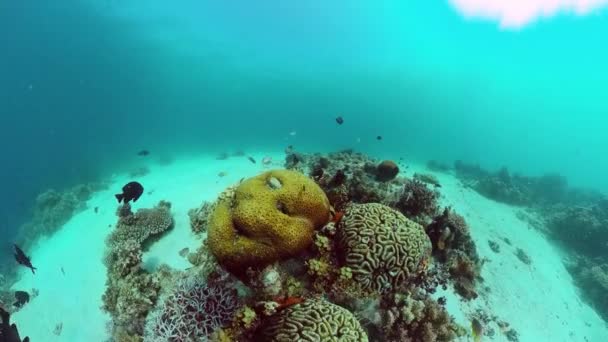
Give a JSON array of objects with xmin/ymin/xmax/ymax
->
[
  {"xmin": 208, "ymin": 169, "xmax": 331, "ymax": 275},
  {"xmin": 144, "ymin": 274, "xmax": 239, "ymax": 341},
  {"xmin": 109, "ymin": 201, "xmax": 174, "ymax": 247},
  {"xmin": 336, "ymin": 203, "xmax": 432, "ymax": 293},
  {"xmin": 256, "ymin": 299, "xmax": 368, "ymax": 342}
]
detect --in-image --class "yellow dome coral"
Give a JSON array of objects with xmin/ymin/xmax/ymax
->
[{"xmin": 208, "ymin": 169, "xmax": 331, "ymax": 275}]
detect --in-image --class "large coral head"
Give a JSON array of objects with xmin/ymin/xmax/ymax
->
[{"xmin": 208, "ymin": 169, "xmax": 331, "ymax": 276}]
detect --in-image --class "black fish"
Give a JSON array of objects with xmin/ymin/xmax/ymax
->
[
  {"xmin": 248, "ymin": 156, "xmax": 256, "ymax": 164},
  {"xmin": 13, "ymin": 291, "xmax": 29, "ymax": 309},
  {"xmin": 115, "ymin": 181, "xmax": 144, "ymax": 204},
  {"xmin": 376, "ymin": 135, "xmax": 382, "ymax": 140},
  {"xmin": 13, "ymin": 245, "xmax": 36, "ymax": 275},
  {"xmin": 137, "ymin": 150, "xmax": 150, "ymax": 156},
  {"xmin": 0, "ymin": 306, "xmax": 29, "ymax": 342},
  {"xmin": 336, "ymin": 116, "xmax": 344, "ymax": 125}
]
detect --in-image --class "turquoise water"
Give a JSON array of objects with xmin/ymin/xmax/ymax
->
[{"xmin": 1, "ymin": 1, "xmax": 608, "ymax": 337}]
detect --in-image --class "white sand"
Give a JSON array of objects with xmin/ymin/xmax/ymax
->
[
  {"xmin": 406, "ymin": 163, "xmax": 608, "ymax": 341},
  {"xmin": 10, "ymin": 152, "xmax": 608, "ymax": 341}
]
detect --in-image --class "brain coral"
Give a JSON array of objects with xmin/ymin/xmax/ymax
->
[
  {"xmin": 257, "ymin": 299, "xmax": 368, "ymax": 342},
  {"xmin": 336, "ymin": 203, "xmax": 432, "ymax": 293},
  {"xmin": 208, "ymin": 170, "xmax": 331, "ymax": 275}
]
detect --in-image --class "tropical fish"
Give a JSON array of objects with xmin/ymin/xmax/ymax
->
[
  {"xmin": 0, "ymin": 306, "xmax": 30, "ymax": 342},
  {"xmin": 262, "ymin": 156, "xmax": 272, "ymax": 165},
  {"xmin": 13, "ymin": 245, "xmax": 36, "ymax": 274},
  {"xmin": 471, "ymin": 317, "xmax": 483, "ymax": 342},
  {"xmin": 218, "ymin": 171, "xmax": 228, "ymax": 177},
  {"xmin": 376, "ymin": 135, "xmax": 382, "ymax": 140},
  {"xmin": 13, "ymin": 291, "xmax": 29, "ymax": 309},
  {"xmin": 115, "ymin": 181, "xmax": 144, "ymax": 204},
  {"xmin": 335, "ymin": 116, "xmax": 344, "ymax": 125},
  {"xmin": 136, "ymin": 150, "xmax": 150, "ymax": 156},
  {"xmin": 248, "ymin": 156, "xmax": 256, "ymax": 164}
]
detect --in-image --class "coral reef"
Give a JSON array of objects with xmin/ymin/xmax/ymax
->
[
  {"xmin": 426, "ymin": 208, "xmax": 481, "ymax": 299},
  {"xmin": 379, "ymin": 290, "xmax": 465, "ymax": 342},
  {"xmin": 208, "ymin": 169, "xmax": 331, "ymax": 276},
  {"xmin": 144, "ymin": 272, "xmax": 239, "ymax": 341},
  {"xmin": 394, "ymin": 179, "xmax": 440, "ymax": 224},
  {"xmin": 15, "ymin": 182, "xmax": 106, "ymax": 249},
  {"xmin": 566, "ymin": 256, "xmax": 608, "ymax": 320},
  {"xmin": 336, "ymin": 203, "xmax": 432, "ymax": 293},
  {"xmin": 285, "ymin": 150, "xmax": 406, "ymax": 211},
  {"xmin": 107, "ymin": 201, "xmax": 174, "ymax": 248},
  {"xmin": 426, "ymin": 160, "xmax": 451, "ymax": 173},
  {"xmin": 545, "ymin": 204, "xmax": 608, "ymax": 257},
  {"xmin": 255, "ymin": 299, "xmax": 368, "ymax": 341},
  {"xmin": 102, "ymin": 201, "xmax": 174, "ymax": 339},
  {"xmin": 188, "ymin": 201, "xmax": 214, "ymax": 235}
]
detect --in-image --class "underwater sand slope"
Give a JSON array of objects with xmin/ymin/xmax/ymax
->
[
  {"xmin": 409, "ymin": 163, "xmax": 608, "ymax": 342},
  {"xmin": 9, "ymin": 152, "xmax": 608, "ymax": 341},
  {"xmin": 9, "ymin": 152, "xmax": 278, "ymax": 341}
]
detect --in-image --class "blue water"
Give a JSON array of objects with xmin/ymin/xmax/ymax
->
[{"xmin": 2, "ymin": 1, "xmax": 608, "ymax": 251}]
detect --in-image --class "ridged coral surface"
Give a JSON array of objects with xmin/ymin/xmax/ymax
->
[
  {"xmin": 337, "ymin": 203, "xmax": 432, "ymax": 293},
  {"xmin": 208, "ymin": 169, "xmax": 330, "ymax": 274},
  {"xmin": 257, "ymin": 299, "xmax": 368, "ymax": 342}
]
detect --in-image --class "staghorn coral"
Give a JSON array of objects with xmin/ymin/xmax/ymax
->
[
  {"xmin": 144, "ymin": 273, "xmax": 239, "ymax": 341},
  {"xmin": 208, "ymin": 169, "xmax": 331, "ymax": 276},
  {"xmin": 108, "ymin": 201, "xmax": 174, "ymax": 248},
  {"xmin": 380, "ymin": 290, "xmax": 464, "ymax": 342},
  {"xmin": 395, "ymin": 179, "xmax": 440, "ymax": 224},
  {"xmin": 256, "ymin": 299, "xmax": 368, "ymax": 341},
  {"xmin": 336, "ymin": 203, "xmax": 432, "ymax": 293}
]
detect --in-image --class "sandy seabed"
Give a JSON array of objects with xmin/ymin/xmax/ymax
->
[{"xmin": 10, "ymin": 151, "xmax": 608, "ymax": 341}]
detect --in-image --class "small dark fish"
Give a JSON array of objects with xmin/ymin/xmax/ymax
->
[
  {"xmin": 94, "ymin": 206, "xmax": 99, "ymax": 214},
  {"xmin": 61, "ymin": 267, "xmax": 65, "ymax": 276},
  {"xmin": 248, "ymin": 156, "xmax": 256, "ymax": 164},
  {"xmin": 376, "ymin": 135, "xmax": 382, "ymax": 140},
  {"xmin": 13, "ymin": 291, "xmax": 29, "ymax": 309},
  {"xmin": 285, "ymin": 145, "xmax": 294, "ymax": 154},
  {"xmin": 0, "ymin": 306, "xmax": 30, "ymax": 342},
  {"xmin": 137, "ymin": 150, "xmax": 150, "ymax": 156},
  {"xmin": 335, "ymin": 116, "xmax": 344, "ymax": 125},
  {"xmin": 115, "ymin": 181, "xmax": 144, "ymax": 204},
  {"xmin": 13, "ymin": 245, "xmax": 36, "ymax": 274}
]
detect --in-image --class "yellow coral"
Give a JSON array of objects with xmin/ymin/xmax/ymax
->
[{"xmin": 208, "ymin": 169, "xmax": 331, "ymax": 275}]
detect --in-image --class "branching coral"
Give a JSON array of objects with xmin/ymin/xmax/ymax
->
[
  {"xmin": 103, "ymin": 272, "xmax": 162, "ymax": 337},
  {"xmin": 336, "ymin": 203, "xmax": 432, "ymax": 294},
  {"xmin": 144, "ymin": 273, "xmax": 239, "ymax": 341},
  {"xmin": 426, "ymin": 208, "xmax": 481, "ymax": 300},
  {"xmin": 102, "ymin": 201, "xmax": 174, "ymax": 339},
  {"xmin": 380, "ymin": 290, "xmax": 464, "ymax": 342},
  {"xmin": 395, "ymin": 180, "xmax": 440, "ymax": 224},
  {"xmin": 188, "ymin": 201, "xmax": 214, "ymax": 235},
  {"xmin": 256, "ymin": 299, "xmax": 368, "ymax": 341}
]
